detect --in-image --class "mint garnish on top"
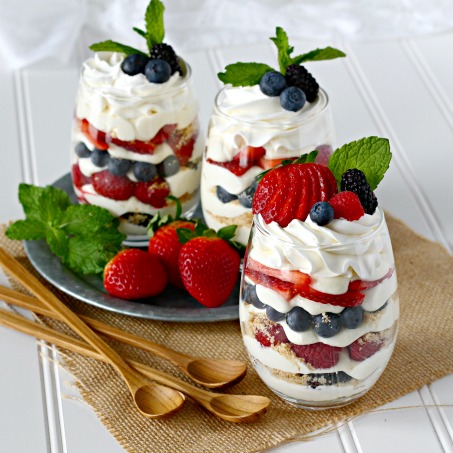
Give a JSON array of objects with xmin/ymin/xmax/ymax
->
[
  {"xmin": 328, "ymin": 137, "xmax": 392, "ymax": 191},
  {"xmin": 6, "ymin": 184, "xmax": 126, "ymax": 275}
]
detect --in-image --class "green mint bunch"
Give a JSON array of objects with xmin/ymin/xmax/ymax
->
[
  {"xmin": 89, "ymin": 0, "xmax": 165, "ymax": 56},
  {"xmin": 6, "ymin": 184, "xmax": 126, "ymax": 275},
  {"xmin": 218, "ymin": 27, "xmax": 345, "ymax": 87}
]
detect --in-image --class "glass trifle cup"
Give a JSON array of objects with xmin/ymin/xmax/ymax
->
[
  {"xmin": 240, "ymin": 208, "xmax": 399, "ymax": 409},
  {"xmin": 201, "ymin": 85, "xmax": 335, "ymax": 246},
  {"xmin": 71, "ymin": 52, "xmax": 203, "ymax": 241}
]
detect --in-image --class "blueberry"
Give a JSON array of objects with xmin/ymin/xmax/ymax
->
[
  {"xmin": 216, "ymin": 186, "xmax": 238, "ymax": 204},
  {"xmin": 91, "ymin": 148, "xmax": 110, "ymax": 167},
  {"xmin": 341, "ymin": 306, "xmax": 364, "ymax": 329},
  {"xmin": 310, "ymin": 201, "xmax": 334, "ymax": 226},
  {"xmin": 259, "ymin": 71, "xmax": 287, "ymax": 96},
  {"xmin": 238, "ymin": 180, "xmax": 258, "ymax": 208},
  {"xmin": 266, "ymin": 305, "xmax": 285, "ymax": 322},
  {"xmin": 157, "ymin": 155, "xmax": 180, "ymax": 177},
  {"xmin": 243, "ymin": 284, "xmax": 265, "ymax": 309},
  {"xmin": 133, "ymin": 161, "xmax": 157, "ymax": 182},
  {"xmin": 145, "ymin": 59, "xmax": 171, "ymax": 84},
  {"xmin": 108, "ymin": 158, "xmax": 131, "ymax": 176},
  {"xmin": 280, "ymin": 86, "xmax": 306, "ymax": 112},
  {"xmin": 286, "ymin": 306, "xmax": 311, "ymax": 332},
  {"xmin": 75, "ymin": 142, "xmax": 91, "ymax": 158},
  {"xmin": 306, "ymin": 372, "xmax": 352, "ymax": 388},
  {"xmin": 121, "ymin": 54, "xmax": 149, "ymax": 76},
  {"xmin": 313, "ymin": 313, "xmax": 342, "ymax": 338}
]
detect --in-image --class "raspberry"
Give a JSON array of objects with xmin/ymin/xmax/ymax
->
[
  {"xmin": 348, "ymin": 333, "xmax": 385, "ymax": 361},
  {"xmin": 92, "ymin": 170, "xmax": 134, "ymax": 200},
  {"xmin": 291, "ymin": 342, "xmax": 341, "ymax": 369},
  {"xmin": 255, "ymin": 323, "xmax": 289, "ymax": 347},
  {"xmin": 329, "ymin": 191, "xmax": 365, "ymax": 221},
  {"xmin": 150, "ymin": 43, "xmax": 181, "ymax": 75},
  {"xmin": 134, "ymin": 177, "xmax": 170, "ymax": 207},
  {"xmin": 285, "ymin": 64, "xmax": 319, "ymax": 102},
  {"xmin": 341, "ymin": 169, "xmax": 378, "ymax": 214}
]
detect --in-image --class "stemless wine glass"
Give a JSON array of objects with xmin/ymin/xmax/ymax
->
[
  {"xmin": 240, "ymin": 208, "xmax": 399, "ymax": 409},
  {"xmin": 201, "ymin": 86, "xmax": 335, "ymax": 246},
  {"xmin": 70, "ymin": 52, "xmax": 203, "ymax": 245}
]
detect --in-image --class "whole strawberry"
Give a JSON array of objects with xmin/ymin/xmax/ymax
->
[
  {"xmin": 148, "ymin": 220, "xmax": 195, "ymax": 288},
  {"xmin": 178, "ymin": 226, "xmax": 241, "ymax": 308},
  {"xmin": 104, "ymin": 249, "xmax": 167, "ymax": 300}
]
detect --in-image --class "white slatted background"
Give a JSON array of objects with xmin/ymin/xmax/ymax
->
[{"xmin": 0, "ymin": 31, "xmax": 452, "ymax": 452}]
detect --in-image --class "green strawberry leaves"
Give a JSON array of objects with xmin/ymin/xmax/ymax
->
[
  {"xmin": 217, "ymin": 26, "xmax": 345, "ymax": 86},
  {"xmin": 6, "ymin": 184, "xmax": 125, "ymax": 275},
  {"xmin": 328, "ymin": 137, "xmax": 392, "ymax": 190},
  {"xmin": 89, "ymin": 0, "xmax": 166, "ymax": 56}
]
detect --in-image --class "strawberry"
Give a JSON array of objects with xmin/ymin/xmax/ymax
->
[
  {"xmin": 206, "ymin": 146, "xmax": 266, "ymax": 176},
  {"xmin": 103, "ymin": 249, "xmax": 167, "ymax": 300},
  {"xmin": 348, "ymin": 333, "xmax": 385, "ymax": 361},
  {"xmin": 92, "ymin": 170, "xmax": 135, "ymax": 200},
  {"xmin": 255, "ymin": 323, "xmax": 289, "ymax": 347},
  {"xmin": 79, "ymin": 119, "xmax": 108, "ymax": 150},
  {"xmin": 348, "ymin": 268, "xmax": 394, "ymax": 291},
  {"xmin": 247, "ymin": 257, "xmax": 311, "ymax": 286},
  {"xmin": 167, "ymin": 124, "xmax": 198, "ymax": 165},
  {"xmin": 71, "ymin": 163, "xmax": 91, "ymax": 189},
  {"xmin": 329, "ymin": 191, "xmax": 365, "ymax": 221},
  {"xmin": 134, "ymin": 177, "xmax": 170, "ymax": 207},
  {"xmin": 148, "ymin": 220, "xmax": 195, "ymax": 288},
  {"xmin": 291, "ymin": 342, "xmax": 341, "ymax": 369},
  {"xmin": 258, "ymin": 156, "xmax": 296, "ymax": 170},
  {"xmin": 179, "ymin": 236, "xmax": 241, "ymax": 308},
  {"xmin": 253, "ymin": 162, "xmax": 337, "ymax": 227}
]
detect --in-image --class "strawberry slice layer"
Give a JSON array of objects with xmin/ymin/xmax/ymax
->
[{"xmin": 206, "ymin": 146, "xmax": 266, "ymax": 176}]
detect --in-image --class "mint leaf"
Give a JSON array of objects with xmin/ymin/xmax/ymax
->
[
  {"xmin": 5, "ymin": 219, "xmax": 46, "ymax": 240},
  {"xmin": 217, "ymin": 225, "xmax": 237, "ymax": 242},
  {"xmin": 294, "ymin": 150, "xmax": 319, "ymax": 164},
  {"xmin": 133, "ymin": 27, "xmax": 147, "ymax": 38},
  {"xmin": 291, "ymin": 47, "xmax": 346, "ymax": 65},
  {"xmin": 62, "ymin": 204, "xmax": 118, "ymax": 236},
  {"xmin": 145, "ymin": 0, "xmax": 165, "ymax": 50},
  {"xmin": 89, "ymin": 40, "xmax": 147, "ymax": 56},
  {"xmin": 67, "ymin": 237, "xmax": 111, "ymax": 275},
  {"xmin": 270, "ymin": 27, "xmax": 294, "ymax": 73},
  {"xmin": 46, "ymin": 227, "xmax": 69, "ymax": 259},
  {"xmin": 328, "ymin": 137, "xmax": 392, "ymax": 190},
  {"xmin": 218, "ymin": 63, "xmax": 274, "ymax": 87}
]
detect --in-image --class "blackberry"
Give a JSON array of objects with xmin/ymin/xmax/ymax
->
[
  {"xmin": 150, "ymin": 43, "xmax": 181, "ymax": 75},
  {"xmin": 340, "ymin": 168, "xmax": 378, "ymax": 215},
  {"xmin": 285, "ymin": 64, "xmax": 319, "ymax": 102}
]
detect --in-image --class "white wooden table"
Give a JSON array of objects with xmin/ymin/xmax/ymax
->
[{"xmin": 1, "ymin": 30, "xmax": 453, "ymax": 453}]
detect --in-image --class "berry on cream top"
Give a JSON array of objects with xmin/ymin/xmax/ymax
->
[
  {"xmin": 206, "ymin": 85, "xmax": 333, "ymax": 163},
  {"xmin": 249, "ymin": 209, "xmax": 393, "ymax": 295},
  {"xmin": 76, "ymin": 52, "xmax": 197, "ymax": 142}
]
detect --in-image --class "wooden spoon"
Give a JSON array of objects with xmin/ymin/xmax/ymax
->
[
  {"xmin": 0, "ymin": 248, "xmax": 185, "ymax": 419},
  {"xmin": 0, "ymin": 308, "xmax": 270, "ymax": 423},
  {"xmin": 0, "ymin": 286, "xmax": 247, "ymax": 388}
]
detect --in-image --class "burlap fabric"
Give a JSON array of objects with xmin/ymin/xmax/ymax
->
[{"xmin": 1, "ymin": 214, "xmax": 453, "ymax": 453}]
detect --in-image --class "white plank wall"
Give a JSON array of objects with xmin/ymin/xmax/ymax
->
[{"xmin": 0, "ymin": 29, "xmax": 452, "ymax": 452}]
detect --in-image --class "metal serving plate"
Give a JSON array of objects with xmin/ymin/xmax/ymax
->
[{"xmin": 23, "ymin": 174, "xmax": 240, "ymax": 322}]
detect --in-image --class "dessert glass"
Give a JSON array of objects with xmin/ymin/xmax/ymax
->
[
  {"xmin": 201, "ymin": 86, "xmax": 335, "ymax": 246},
  {"xmin": 240, "ymin": 208, "xmax": 399, "ymax": 409},
  {"xmin": 70, "ymin": 53, "xmax": 203, "ymax": 243}
]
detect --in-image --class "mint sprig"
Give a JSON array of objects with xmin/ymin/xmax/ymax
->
[
  {"xmin": 328, "ymin": 137, "xmax": 392, "ymax": 190},
  {"xmin": 89, "ymin": 0, "xmax": 166, "ymax": 56},
  {"xmin": 6, "ymin": 184, "xmax": 126, "ymax": 275},
  {"xmin": 217, "ymin": 26, "xmax": 345, "ymax": 86}
]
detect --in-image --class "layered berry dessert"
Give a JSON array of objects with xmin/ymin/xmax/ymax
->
[
  {"xmin": 71, "ymin": 1, "xmax": 202, "ymax": 237},
  {"xmin": 240, "ymin": 138, "xmax": 399, "ymax": 408},
  {"xmin": 201, "ymin": 27, "xmax": 345, "ymax": 245}
]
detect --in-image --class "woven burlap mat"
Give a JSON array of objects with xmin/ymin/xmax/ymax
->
[{"xmin": 1, "ymin": 214, "xmax": 453, "ymax": 453}]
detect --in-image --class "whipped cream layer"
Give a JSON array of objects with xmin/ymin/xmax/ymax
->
[
  {"xmin": 249, "ymin": 210, "xmax": 393, "ymax": 295},
  {"xmin": 76, "ymin": 52, "xmax": 198, "ymax": 141},
  {"xmin": 206, "ymin": 86, "xmax": 334, "ymax": 162}
]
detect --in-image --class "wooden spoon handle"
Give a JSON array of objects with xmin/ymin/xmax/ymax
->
[{"xmin": 0, "ymin": 248, "xmax": 141, "ymax": 389}]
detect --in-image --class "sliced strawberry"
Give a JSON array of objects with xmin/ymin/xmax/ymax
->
[
  {"xmin": 168, "ymin": 125, "xmax": 198, "ymax": 166},
  {"xmin": 134, "ymin": 177, "xmax": 170, "ymax": 207},
  {"xmin": 349, "ymin": 268, "xmax": 394, "ymax": 291},
  {"xmin": 247, "ymin": 257, "xmax": 311, "ymax": 286},
  {"xmin": 255, "ymin": 323, "xmax": 289, "ymax": 347},
  {"xmin": 206, "ymin": 146, "xmax": 266, "ymax": 176},
  {"xmin": 258, "ymin": 156, "xmax": 297, "ymax": 170},
  {"xmin": 109, "ymin": 137, "xmax": 156, "ymax": 155},
  {"xmin": 291, "ymin": 342, "xmax": 341, "ymax": 369},
  {"xmin": 245, "ymin": 268, "xmax": 297, "ymax": 301},
  {"xmin": 330, "ymin": 191, "xmax": 365, "ymax": 221},
  {"xmin": 252, "ymin": 167, "xmax": 280, "ymax": 215},
  {"xmin": 92, "ymin": 170, "xmax": 135, "ymax": 200},
  {"xmin": 348, "ymin": 333, "xmax": 385, "ymax": 361},
  {"xmin": 275, "ymin": 166, "xmax": 301, "ymax": 227},
  {"xmin": 260, "ymin": 167, "xmax": 290, "ymax": 225},
  {"xmin": 79, "ymin": 119, "xmax": 108, "ymax": 150},
  {"xmin": 293, "ymin": 165, "xmax": 311, "ymax": 221},
  {"xmin": 71, "ymin": 163, "xmax": 91, "ymax": 189}
]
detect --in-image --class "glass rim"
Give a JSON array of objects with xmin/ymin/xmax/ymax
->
[
  {"xmin": 252, "ymin": 206, "xmax": 387, "ymax": 252},
  {"xmin": 213, "ymin": 86, "xmax": 330, "ymax": 128}
]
